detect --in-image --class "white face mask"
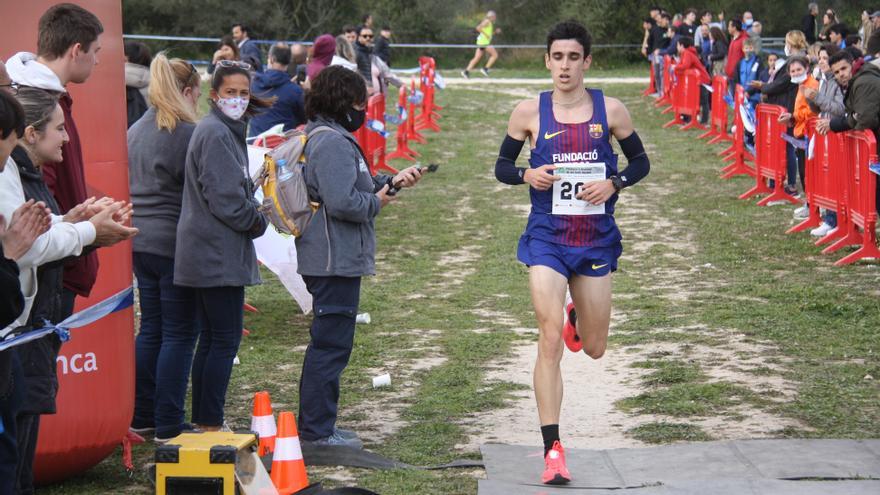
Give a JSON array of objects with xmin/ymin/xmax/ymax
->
[
  {"xmin": 216, "ymin": 96, "xmax": 249, "ymax": 120},
  {"xmin": 784, "ymin": 45, "xmax": 792, "ymax": 57},
  {"xmin": 791, "ymin": 73, "xmax": 808, "ymax": 84}
]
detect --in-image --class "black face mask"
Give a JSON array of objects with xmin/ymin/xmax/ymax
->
[{"xmin": 341, "ymin": 107, "xmax": 366, "ymax": 132}]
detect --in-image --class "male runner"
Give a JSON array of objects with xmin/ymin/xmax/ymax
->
[
  {"xmin": 461, "ymin": 10, "xmax": 500, "ymax": 78},
  {"xmin": 494, "ymin": 20, "xmax": 650, "ymax": 485}
]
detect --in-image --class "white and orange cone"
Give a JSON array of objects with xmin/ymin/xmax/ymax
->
[
  {"xmin": 250, "ymin": 391, "xmax": 277, "ymax": 456},
  {"xmin": 270, "ymin": 411, "xmax": 309, "ymax": 495}
]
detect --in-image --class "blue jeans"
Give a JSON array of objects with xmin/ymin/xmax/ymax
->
[
  {"xmin": 298, "ymin": 276, "xmax": 360, "ymax": 441},
  {"xmin": 823, "ymin": 210, "xmax": 838, "ymax": 228},
  {"xmin": 132, "ymin": 252, "xmax": 198, "ymax": 438},
  {"xmin": 786, "ymin": 130, "xmax": 798, "ymax": 188},
  {"xmin": 190, "ymin": 286, "xmax": 244, "ymax": 427}
]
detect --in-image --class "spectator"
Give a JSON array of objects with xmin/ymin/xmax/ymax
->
[
  {"xmin": 232, "ymin": 23, "xmax": 262, "ymax": 72},
  {"xmin": 828, "ymin": 23, "xmax": 849, "ymax": 49},
  {"xmin": 846, "ymin": 34, "xmax": 862, "ymax": 51},
  {"xmin": 674, "ymin": 36, "xmax": 710, "ymax": 123},
  {"xmin": 342, "ymin": 25, "xmax": 357, "ymax": 44},
  {"xmin": 288, "ymin": 43, "xmax": 308, "ymax": 85},
  {"xmin": 374, "ymin": 26, "xmax": 392, "ymax": 66},
  {"xmin": 354, "ymin": 25, "xmax": 374, "ymax": 88},
  {"xmin": 649, "ymin": 5, "xmax": 662, "ymax": 23},
  {"xmin": 641, "ymin": 18, "xmax": 655, "ymax": 58},
  {"xmin": 295, "ymin": 66, "xmax": 422, "ymax": 448},
  {"xmin": 739, "ymin": 38, "xmax": 764, "ymax": 105},
  {"xmin": 742, "ymin": 11, "xmax": 755, "ymax": 33},
  {"xmin": 174, "ymin": 61, "xmax": 269, "ymax": 433},
  {"xmin": 695, "ymin": 10, "xmax": 712, "ymax": 48},
  {"xmin": 650, "ymin": 12, "xmax": 672, "ymax": 93},
  {"xmin": 711, "ymin": 10, "xmax": 725, "ymax": 29},
  {"xmin": 778, "ymin": 56, "xmax": 818, "ymax": 203},
  {"xmin": 725, "ymin": 17, "xmax": 746, "ymax": 84},
  {"xmin": 708, "ymin": 26, "xmax": 728, "ymax": 76},
  {"xmin": 750, "ymin": 21, "xmax": 763, "ymax": 55},
  {"xmin": 869, "ymin": 20, "xmax": 880, "ymax": 62},
  {"xmin": 306, "ymin": 34, "xmax": 336, "ymax": 82},
  {"xmin": 209, "ymin": 36, "xmax": 240, "ymax": 75},
  {"xmin": 678, "ymin": 9, "xmax": 698, "ymax": 39},
  {"xmin": 4, "ymin": 84, "xmax": 136, "ymax": 495},
  {"xmin": 362, "ymin": 13, "xmax": 374, "ymax": 30},
  {"xmin": 332, "ymin": 35, "xmax": 358, "ymax": 71},
  {"xmin": 804, "ymin": 43, "xmax": 844, "ymax": 236},
  {"xmin": 249, "ymin": 43, "xmax": 304, "ymax": 137},
  {"xmin": 802, "ymin": 3, "xmax": 819, "ymax": 44},
  {"xmin": 127, "ymin": 53, "xmax": 201, "ymax": 443},
  {"xmin": 124, "ymin": 40, "xmax": 152, "ymax": 128},
  {"xmin": 6, "ymin": 3, "xmax": 104, "ymax": 321},
  {"xmin": 371, "ymin": 52, "xmax": 403, "ymax": 96},
  {"xmin": 860, "ymin": 10, "xmax": 875, "ymax": 46},
  {"xmin": 819, "ymin": 9, "xmax": 839, "ymax": 42},
  {"xmin": 758, "ymin": 30, "xmax": 808, "ymax": 196}
]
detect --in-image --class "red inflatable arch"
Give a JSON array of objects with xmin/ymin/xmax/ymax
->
[{"xmin": 0, "ymin": 1, "xmax": 134, "ymax": 485}]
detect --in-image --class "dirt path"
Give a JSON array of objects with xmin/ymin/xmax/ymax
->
[{"xmin": 443, "ymin": 77, "xmax": 649, "ymax": 85}]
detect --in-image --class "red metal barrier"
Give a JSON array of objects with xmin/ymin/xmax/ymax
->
[
  {"xmin": 739, "ymin": 103, "xmax": 798, "ymax": 204},
  {"xmin": 387, "ymin": 84, "xmax": 419, "ymax": 161},
  {"xmin": 823, "ymin": 130, "xmax": 880, "ymax": 265},
  {"xmin": 354, "ymin": 124, "xmax": 371, "ymax": 171},
  {"xmin": 664, "ymin": 68, "xmax": 707, "ymax": 131},
  {"xmin": 643, "ymin": 61, "xmax": 656, "ymax": 96},
  {"xmin": 416, "ymin": 56, "xmax": 441, "ymax": 132},
  {"xmin": 699, "ymin": 76, "xmax": 732, "ymax": 143},
  {"xmin": 407, "ymin": 78, "xmax": 427, "ymax": 144},
  {"xmin": 720, "ymin": 84, "xmax": 755, "ymax": 179},
  {"xmin": 788, "ymin": 118, "xmax": 845, "ymax": 234},
  {"xmin": 655, "ymin": 56, "xmax": 674, "ymax": 110},
  {"xmin": 366, "ymin": 93, "xmax": 397, "ymax": 175}
]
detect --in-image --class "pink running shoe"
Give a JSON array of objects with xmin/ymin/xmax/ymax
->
[
  {"xmin": 542, "ymin": 440, "xmax": 572, "ymax": 485},
  {"xmin": 562, "ymin": 302, "xmax": 582, "ymax": 352}
]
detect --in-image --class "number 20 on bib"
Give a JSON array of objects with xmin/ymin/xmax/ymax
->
[{"xmin": 551, "ymin": 162, "xmax": 607, "ymax": 215}]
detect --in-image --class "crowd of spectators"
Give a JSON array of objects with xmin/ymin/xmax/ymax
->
[
  {"xmin": 0, "ymin": 5, "xmax": 423, "ymax": 493},
  {"xmin": 642, "ymin": 3, "xmax": 880, "ymax": 238}
]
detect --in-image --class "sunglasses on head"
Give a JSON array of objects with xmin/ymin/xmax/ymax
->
[
  {"xmin": 0, "ymin": 82, "xmax": 19, "ymax": 95},
  {"xmin": 217, "ymin": 59, "xmax": 252, "ymax": 71}
]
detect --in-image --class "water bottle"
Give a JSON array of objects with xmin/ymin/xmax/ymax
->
[
  {"xmin": 366, "ymin": 119, "xmax": 389, "ymax": 138},
  {"xmin": 275, "ymin": 158, "xmax": 293, "ymax": 182},
  {"xmin": 407, "ymin": 90, "xmax": 424, "ymax": 105},
  {"xmin": 385, "ymin": 113, "xmax": 403, "ymax": 126}
]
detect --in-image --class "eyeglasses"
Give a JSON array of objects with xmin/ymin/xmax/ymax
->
[
  {"xmin": 361, "ymin": 34, "xmax": 374, "ymax": 39},
  {"xmin": 216, "ymin": 59, "xmax": 252, "ymax": 71},
  {"xmin": 0, "ymin": 82, "xmax": 19, "ymax": 95}
]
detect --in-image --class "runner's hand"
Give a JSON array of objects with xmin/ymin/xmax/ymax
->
[
  {"xmin": 577, "ymin": 179, "xmax": 616, "ymax": 206},
  {"xmin": 524, "ymin": 165, "xmax": 560, "ymax": 191}
]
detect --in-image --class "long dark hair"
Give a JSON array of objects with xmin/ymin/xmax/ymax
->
[
  {"xmin": 305, "ymin": 65, "xmax": 367, "ymax": 122},
  {"xmin": 211, "ymin": 64, "xmax": 273, "ymax": 118},
  {"xmin": 709, "ymin": 26, "xmax": 727, "ymax": 45}
]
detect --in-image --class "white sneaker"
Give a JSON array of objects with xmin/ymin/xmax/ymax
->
[
  {"xmin": 793, "ymin": 205, "xmax": 809, "ymax": 219},
  {"xmin": 766, "ymin": 199, "xmax": 789, "ymax": 206},
  {"xmin": 810, "ymin": 222, "xmax": 834, "ymax": 237}
]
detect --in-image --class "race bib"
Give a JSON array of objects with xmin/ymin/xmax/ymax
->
[{"xmin": 551, "ymin": 162, "xmax": 607, "ymax": 215}]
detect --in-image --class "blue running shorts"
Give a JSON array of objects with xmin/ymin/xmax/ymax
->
[{"xmin": 517, "ymin": 235, "xmax": 622, "ymax": 278}]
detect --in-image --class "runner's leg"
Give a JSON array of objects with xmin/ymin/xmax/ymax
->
[
  {"xmin": 466, "ymin": 47, "xmax": 484, "ymax": 71},
  {"xmin": 568, "ymin": 273, "xmax": 611, "ymax": 359},
  {"xmin": 530, "ymin": 265, "xmax": 569, "ymax": 425},
  {"xmin": 485, "ymin": 46, "xmax": 499, "ymax": 68}
]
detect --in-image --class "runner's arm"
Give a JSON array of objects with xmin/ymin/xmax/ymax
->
[
  {"xmin": 607, "ymin": 98, "xmax": 649, "ymax": 189},
  {"xmin": 494, "ymin": 134, "xmax": 527, "ymax": 184},
  {"xmin": 496, "ymin": 100, "xmax": 558, "ymax": 190}
]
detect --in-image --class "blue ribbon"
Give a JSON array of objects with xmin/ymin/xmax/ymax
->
[{"xmin": 0, "ymin": 287, "xmax": 133, "ymax": 352}]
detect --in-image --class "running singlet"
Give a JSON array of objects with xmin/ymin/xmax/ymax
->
[
  {"xmin": 477, "ymin": 21, "xmax": 493, "ymax": 46},
  {"xmin": 524, "ymin": 89, "xmax": 621, "ymax": 247}
]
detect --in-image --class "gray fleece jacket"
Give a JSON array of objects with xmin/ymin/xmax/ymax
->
[
  {"xmin": 807, "ymin": 71, "xmax": 846, "ymax": 118},
  {"xmin": 295, "ymin": 117, "xmax": 392, "ymax": 277},
  {"xmin": 128, "ymin": 107, "xmax": 196, "ymax": 258},
  {"xmin": 174, "ymin": 106, "xmax": 268, "ymax": 287}
]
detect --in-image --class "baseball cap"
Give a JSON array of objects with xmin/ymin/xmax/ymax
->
[{"xmin": 870, "ymin": 11, "xmax": 880, "ymax": 18}]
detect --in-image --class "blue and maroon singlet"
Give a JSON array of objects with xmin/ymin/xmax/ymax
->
[{"xmin": 522, "ymin": 88, "xmax": 622, "ymax": 248}]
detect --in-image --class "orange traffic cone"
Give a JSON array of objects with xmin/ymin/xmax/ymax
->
[
  {"xmin": 250, "ymin": 391, "xmax": 277, "ymax": 456},
  {"xmin": 270, "ymin": 412, "xmax": 309, "ymax": 495}
]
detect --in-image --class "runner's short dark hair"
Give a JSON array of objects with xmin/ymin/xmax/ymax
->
[
  {"xmin": 38, "ymin": 3, "xmax": 104, "ymax": 60},
  {"xmin": 546, "ymin": 20, "xmax": 593, "ymax": 58},
  {"xmin": 305, "ymin": 65, "xmax": 368, "ymax": 122}
]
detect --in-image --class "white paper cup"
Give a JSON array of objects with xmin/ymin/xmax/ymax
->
[
  {"xmin": 372, "ymin": 373, "xmax": 391, "ymax": 388},
  {"xmin": 356, "ymin": 312, "xmax": 371, "ymax": 324}
]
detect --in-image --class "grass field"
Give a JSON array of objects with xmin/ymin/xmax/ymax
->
[{"xmin": 41, "ymin": 74, "xmax": 879, "ymax": 494}]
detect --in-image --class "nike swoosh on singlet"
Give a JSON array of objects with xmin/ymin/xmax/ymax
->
[
  {"xmin": 544, "ymin": 130, "xmax": 566, "ymax": 140},
  {"xmin": 591, "ymin": 263, "xmax": 608, "ymax": 270}
]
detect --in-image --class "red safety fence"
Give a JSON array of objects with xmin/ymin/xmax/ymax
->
[
  {"xmin": 823, "ymin": 130, "xmax": 879, "ymax": 265},
  {"xmin": 788, "ymin": 118, "xmax": 845, "ymax": 235},
  {"xmin": 387, "ymin": 84, "xmax": 419, "ymax": 161},
  {"xmin": 720, "ymin": 84, "xmax": 755, "ymax": 179},
  {"xmin": 365, "ymin": 92, "xmax": 398, "ymax": 175},
  {"xmin": 643, "ymin": 61, "xmax": 656, "ymax": 96},
  {"xmin": 416, "ymin": 56, "xmax": 441, "ymax": 132},
  {"xmin": 663, "ymin": 68, "xmax": 706, "ymax": 131},
  {"xmin": 739, "ymin": 103, "xmax": 798, "ymax": 205},
  {"xmin": 698, "ymin": 76, "xmax": 732, "ymax": 144},
  {"xmin": 655, "ymin": 55, "xmax": 675, "ymax": 110},
  {"xmin": 407, "ymin": 78, "xmax": 428, "ymax": 145}
]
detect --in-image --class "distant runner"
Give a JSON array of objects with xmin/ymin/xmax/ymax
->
[
  {"xmin": 493, "ymin": 20, "xmax": 650, "ymax": 485},
  {"xmin": 461, "ymin": 10, "xmax": 500, "ymax": 78}
]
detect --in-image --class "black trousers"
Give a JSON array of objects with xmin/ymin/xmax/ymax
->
[{"xmin": 298, "ymin": 276, "xmax": 361, "ymax": 441}]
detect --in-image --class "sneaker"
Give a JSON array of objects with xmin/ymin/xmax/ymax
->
[
  {"xmin": 562, "ymin": 302, "xmax": 582, "ymax": 353},
  {"xmin": 301, "ymin": 430, "xmax": 364, "ymax": 450},
  {"xmin": 810, "ymin": 222, "xmax": 834, "ymax": 237},
  {"xmin": 793, "ymin": 205, "xmax": 809, "ymax": 219},
  {"xmin": 129, "ymin": 425, "xmax": 155, "ymax": 437},
  {"xmin": 766, "ymin": 199, "xmax": 790, "ymax": 207},
  {"xmin": 333, "ymin": 426, "xmax": 359, "ymax": 440},
  {"xmin": 155, "ymin": 423, "xmax": 200, "ymax": 444},
  {"xmin": 480, "ymin": 67, "xmax": 490, "ymax": 77},
  {"xmin": 460, "ymin": 70, "xmax": 470, "ymax": 79},
  {"xmin": 542, "ymin": 440, "xmax": 571, "ymax": 485},
  {"xmin": 783, "ymin": 185, "xmax": 799, "ymax": 197}
]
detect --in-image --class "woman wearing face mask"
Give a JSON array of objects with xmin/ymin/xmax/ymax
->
[
  {"xmin": 778, "ymin": 56, "xmax": 818, "ymax": 205},
  {"xmin": 127, "ymin": 53, "xmax": 203, "ymax": 442},
  {"xmin": 294, "ymin": 66, "xmax": 422, "ymax": 448},
  {"xmin": 174, "ymin": 60, "xmax": 270, "ymax": 432},
  {"xmin": 760, "ymin": 30, "xmax": 808, "ymax": 196}
]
